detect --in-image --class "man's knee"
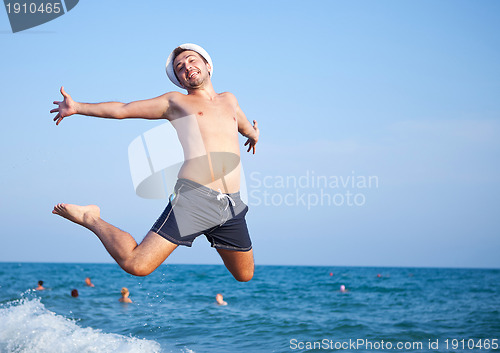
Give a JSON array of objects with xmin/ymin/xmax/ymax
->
[
  {"xmin": 122, "ymin": 259, "xmax": 154, "ymax": 277},
  {"xmin": 234, "ymin": 268, "xmax": 254, "ymax": 282}
]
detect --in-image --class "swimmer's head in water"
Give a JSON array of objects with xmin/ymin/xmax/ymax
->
[
  {"xmin": 38, "ymin": 280, "xmax": 43, "ymax": 286},
  {"xmin": 215, "ymin": 293, "xmax": 225, "ymax": 304},
  {"xmin": 166, "ymin": 43, "xmax": 213, "ymax": 89},
  {"xmin": 121, "ymin": 287, "xmax": 129, "ymax": 296},
  {"xmin": 71, "ymin": 289, "xmax": 79, "ymax": 297}
]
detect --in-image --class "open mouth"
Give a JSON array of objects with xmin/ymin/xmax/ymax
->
[{"xmin": 187, "ymin": 70, "xmax": 200, "ymax": 80}]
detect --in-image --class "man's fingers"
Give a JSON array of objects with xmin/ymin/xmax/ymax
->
[
  {"xmin": 54, "ymin": 86, "xmax": 67, "ymax": 125},
  {"xmin": 244, "ymin": 138, "xmax": 257, "ymax": 153}
]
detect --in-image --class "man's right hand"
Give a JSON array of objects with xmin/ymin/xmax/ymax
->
[{"xmin": 51, "ymin": 86, "xmax": 77, "ymax": 125}]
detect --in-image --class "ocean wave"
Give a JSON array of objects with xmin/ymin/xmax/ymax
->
[{"xmin": 0, "ymin": 297, "xmax": 161, "ymax": 353}]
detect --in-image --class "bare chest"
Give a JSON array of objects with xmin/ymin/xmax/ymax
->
[
  {"xmin": 172, "ymin": 95, "xmax": 237, "ymax": 132},
  {"xmin": 192, "ymin": 104, "xmax": 237, "ymax": 135}
]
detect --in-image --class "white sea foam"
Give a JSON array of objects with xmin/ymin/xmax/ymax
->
[{"xmin": 0, "ymin": 298, "xmax": 161, "ymax": 353}]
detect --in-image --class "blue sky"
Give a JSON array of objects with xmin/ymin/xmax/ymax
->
[{"xmin": 1, "ymin": 0, "xmax": 499, "ymax": 268}]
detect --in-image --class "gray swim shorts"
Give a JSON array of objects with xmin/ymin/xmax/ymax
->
[{"xmin": 151, "ymin": 178, "xmax": 252, "ymax": 251}]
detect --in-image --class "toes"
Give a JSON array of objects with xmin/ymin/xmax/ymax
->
[{"xmin": 53, "ymin": 203, "xmax": 65, "ymax": 214}]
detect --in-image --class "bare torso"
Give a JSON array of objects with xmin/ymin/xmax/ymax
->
[{"xmin": 167, "ymin": 92, "xmax": 241, "ymax": 193}]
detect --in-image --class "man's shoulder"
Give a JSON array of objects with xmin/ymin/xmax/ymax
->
[
  {"xmin": 219, "ymin": 91, "xmax": 238, "ymax": 104},
  {"xmin": 161, "ymin": 91, "xmax": 187, "ymax": 105},
  {"xmin": 164, "ymin": 91, "xmax": 186, "ymax": 99},
  {"xmin": 219, "ymin": 91, "xmax": 236, "ymax": 98}
]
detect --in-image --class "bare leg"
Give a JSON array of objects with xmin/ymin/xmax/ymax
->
[
  {"xmin": 52, "ymin": 203, "xmax": 177, "ymax": 276},
  {"xmin": 216, "ymin": 248, "xmax": 254, "ymax": 282}
]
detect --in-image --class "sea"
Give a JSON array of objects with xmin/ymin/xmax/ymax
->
[{"xmin": 0, "ymin": 263, "xmax": 499, "ymax": 353}]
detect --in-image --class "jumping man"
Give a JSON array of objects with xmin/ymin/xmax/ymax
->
[{"xmin": 51, "ymin": 44, "xmax": 259, "ymax": 282}]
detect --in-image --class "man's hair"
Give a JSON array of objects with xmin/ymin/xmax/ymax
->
[
  {"xmin": 172, "ymin": 47, "xmax": 209, "ymax": 82},
  {"xmin": 38, "ymin": 280, "xmax": 43, "ymax": 286}
]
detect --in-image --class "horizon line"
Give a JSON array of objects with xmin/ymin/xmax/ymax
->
[{"xmin": 1, "ymin": 261, "xmax": 499, "ymax": 271}]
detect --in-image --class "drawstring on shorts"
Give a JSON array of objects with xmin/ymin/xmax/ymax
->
[{"xmin": 217, "ymin": 189, "xmax": 236, "ymax": 211}]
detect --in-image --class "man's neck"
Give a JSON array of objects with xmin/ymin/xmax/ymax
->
[{"xmin": 186, "ymin": 81, "xmax": 218, "ymax": 100}]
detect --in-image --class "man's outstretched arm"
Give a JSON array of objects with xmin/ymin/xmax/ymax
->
[
  {"xmin": 51, "ymin": 86, "xmax": 172, "ymax": 125},
  {"xmin": 234, "ymin": 98, "xmax": 259, "ymax": 154}
]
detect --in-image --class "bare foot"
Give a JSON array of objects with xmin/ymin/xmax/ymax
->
[{"xmin": 52, "ymin": 203, "xmax": 100, "ymax": 228}]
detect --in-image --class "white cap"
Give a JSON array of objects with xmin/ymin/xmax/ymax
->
[{"xmin": 166, "ymin": 43, "xmax": 213, "ymax": 88}]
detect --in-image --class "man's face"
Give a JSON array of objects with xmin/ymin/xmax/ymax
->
[{"xmin": 173, "ymin": 50, "xmax": 211, "ymax": 89}]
